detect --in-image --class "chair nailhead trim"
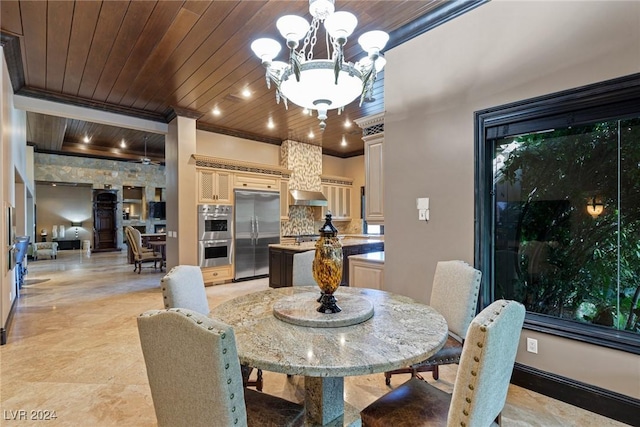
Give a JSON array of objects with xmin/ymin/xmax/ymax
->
[
  {"xmin": 208, "ymin": 326, "xmax": 214, "ymax": 330},
  {"xmin": 230, "ymin": 393, "xmax": 234, "ymax": 399},
  {"xmin": 227, "ymin": 378, "xmax": 232, "ymax": 384},
  {"xmin": 466, "ymin": 397, "xmax": 471, "ymax": 403},
  {"xmin": 234, "ymin": 418, "xmax": 238, "ymax": 424},
  {"xmin": 473, "ymin": 356, "xmax": 480, "ymax": 362},
  {"xmin": 232, "ymin": 406, "xmax": 236, "ymax": 412},
  {"xmin": 471, "ymin": 370, "xmax": 477, "ymax": 376},
  {"xmin": 197, "ymin": 320, "xmax": 203, "ymax": 324},
  {"xmin": 461, "ymin": 422, "xmax": 466, "ymax": 427},
  {"xmin": 463, "ymin": 410, "xmax": 469, "ymax": 416},
  {"xmin": 468, "ymin": 384, "xmax": 474, "ymax": 390},
  {"xmin": 477, "ymin": 342, "xmax": 483, "ymax": 348},
  {"xmin": 225, "ymin": 363, "xmax": 229, "ymax": 369},
  {"xmin": 221, "ymin": 333, "xmax": 226, "ymax": 339},
  {"xmin": 223, "ymin": 348, "xmax": 227, "ymax": 354}
]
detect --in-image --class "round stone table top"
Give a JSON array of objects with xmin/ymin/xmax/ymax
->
[
  {"xmin": 210, "ymin": 286, "xmax": 448, "ymax": 378},
  {"xmin": 273, "ymin": 292, "xmax": 374, "ymax": 328}
]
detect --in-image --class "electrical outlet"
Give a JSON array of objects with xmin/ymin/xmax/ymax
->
[
  {"xmin": 418, "ymin": 209, "xmax": 426, "ymax": 220},
  {"xmin": 526, "ymin": 337, "xmax": 538, "ymax": 354}
]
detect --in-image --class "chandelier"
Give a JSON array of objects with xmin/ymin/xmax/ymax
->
[{"xmin": 250, "ymin": 0, "xmax": 389, "ymax": 131}]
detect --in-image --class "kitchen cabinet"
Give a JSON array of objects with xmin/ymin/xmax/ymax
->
[
  {"xmin": 234, "ymin": 173, "xmax": 279, "ymax": 191},
  {"xmin": 197, "ymin": 169, "xmax": 232, "ymax": 204},
  {"xmin": 340, "ymin": 241, "xmax": 384, "ymax": 286},
  {"xmin": 269, "ymin": 247, "xmax": 295, "ymax": 288},
  {"xmin": 280, "ymin": 179, "xmax": 290, "ymax": 220},
  {"xmin": 201, "ymin": 265, "xmax": 233, "ymax": 285},
  {"xmin": 321, "ymin": 183, "xmax": 352, "ymax": 220},
  {"xmin": 349, "ymin": 252, "xmax": 384, "ymax": 290},
  {"xmin": 268, "ymin": 241, "xmax": 383, "ymax": 288},
  {"xmin": 364, "ymin": 136, "xmax": 384, "ymax": 224}
]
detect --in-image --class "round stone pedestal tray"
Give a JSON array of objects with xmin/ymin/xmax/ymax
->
[{"xmin": 273, "ymin": 292, "xmax": 374, "ymax": 328}]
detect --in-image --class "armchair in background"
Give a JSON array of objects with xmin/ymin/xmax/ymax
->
[
  {"xmin": 32, "ymin": 242, "xmax": 58, "ymax": 260},
  {"xmin": 124, "ymin": 226, "xmax": 162, "ymax": 274}
]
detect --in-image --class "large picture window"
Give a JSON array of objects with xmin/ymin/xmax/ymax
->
[{"xmin": 475, "ymin": 74, "xmax": 640, "ymax": 353}]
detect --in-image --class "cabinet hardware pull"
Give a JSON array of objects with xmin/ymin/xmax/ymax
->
[
  {"xmin": 213, "ymin": 272, "xmax": 218, "ymax": 276},
  {"xmin": 243, "ymin": 183, "xmax": 247, "ymax": 186}
]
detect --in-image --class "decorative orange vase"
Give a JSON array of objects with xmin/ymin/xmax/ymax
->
[{"xmin": 312, "ymin": 213, "xmax": 343, "ymax": 313}]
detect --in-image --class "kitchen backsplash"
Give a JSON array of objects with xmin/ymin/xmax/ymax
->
[
  {"xmin": 279, "ymin": 140, "xmax": 360, "ymax": 236},
  {"xmin": 281, "ymin": 206, "xmax": 317, "ymax": 236}
]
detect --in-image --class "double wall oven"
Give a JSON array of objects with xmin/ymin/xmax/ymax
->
[{"xmin": 198, "ymin": 204, "xmax": 233, "ymax": 268}]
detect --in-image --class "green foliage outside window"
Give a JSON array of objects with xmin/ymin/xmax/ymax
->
[{"xmin": 493, "ymin": 118, "xmax": 640, "ymax": 333}]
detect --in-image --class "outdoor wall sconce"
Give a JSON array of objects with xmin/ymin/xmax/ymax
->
[{"xmin": 586, "ymin": 196, "xmax": 604, "ymax": 218}]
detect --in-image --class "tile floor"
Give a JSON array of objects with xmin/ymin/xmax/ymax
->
[{"xmin": 0, "ymin": 251, "xmax": 630, "ymax": 426}]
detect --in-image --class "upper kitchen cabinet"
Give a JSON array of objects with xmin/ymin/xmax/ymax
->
[
  {"xmin": 197, "ymin": 169, "xmax": 232, "ymax": 204},
  {"xmin": 280, "ymin": 178, "xmax": 290, "ymax": 220},
  {"xmin": 234, "ymin": 173, "xmax": 279, "ymax": 191},
  {"xmin": 357, "ymin": 113, "xmax": 385, "ymax": 225},
  {"xmin": 321, "ymin": 175, "xmax": 353, "ymax": 221}
]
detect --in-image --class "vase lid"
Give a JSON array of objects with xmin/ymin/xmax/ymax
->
[{"xmin": 318, "ymin": 212, "xmax": 338, "ymax": 236}]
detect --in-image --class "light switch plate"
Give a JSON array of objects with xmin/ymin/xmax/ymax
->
[{"xmin": 416, "ymin": 197, "xmax": 429, "ymax": 210}]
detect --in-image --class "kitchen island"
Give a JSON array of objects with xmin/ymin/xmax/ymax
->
[{"xmin": 268, "ymin": 238, "xmax": 384, "ymax": 288}]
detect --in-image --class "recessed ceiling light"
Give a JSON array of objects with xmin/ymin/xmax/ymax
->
[
  {"xmin": 83, "ymin": 135, "xmax": 90, "ymax": 143},
  {"xmin": 308, "ymin": 131, "xmax": 315, "ymax": 138},
  {"xmin": 341, "ymin": 137, "xmax": 347, "ymax": 147},
  {"xmin": 212, "ymin": 107, "xmax": 221, "ymax": 116},
  {"xmin": 267, "ymin": 119, "xmax": 275, "ymax": 129},
  {"xmin": 242, "ymin": 88, "xmax": 251, "ymax": 98},
  {"xmin": 344, "ymin": 120, "xmax": 351, "ymax": 128},
  {"xmin": 120, "ymin": 139, "xmax": 126, "ymax": 148},
  {"xmin": 52, "ymin": 183, "xmax": 57, "ymax": 187}
]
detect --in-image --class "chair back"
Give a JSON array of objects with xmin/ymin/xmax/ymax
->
[
  {"xmin": 161, "ymin": 265, "xmax": 210, "ymax": 315},
  {"xmin": 448, "ymin": 299, "xmax": 525, "ymax": 427},
  {"xmin": 137, "ymin": 308, "xmax": 248, "ymax": 427},
  {"xmin": 124, "ymin": 227, "xmax": 139, "ymax": 256},
  {"xmin": 292, "ymin": 250, "xmax": 317, "ymax": 286},
  {"xmin": 429, "ymin": 260, "xmax": 482, "ymax": 341}
]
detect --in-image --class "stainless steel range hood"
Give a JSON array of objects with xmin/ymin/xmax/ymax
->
[{"xmin": 289, "ymin": 189, "xmax": 328, "ymax": 206}]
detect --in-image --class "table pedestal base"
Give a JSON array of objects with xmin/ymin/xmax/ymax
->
[{"xmin": 305, "ymin": 377, "xmax": 344, "ymax": 425}]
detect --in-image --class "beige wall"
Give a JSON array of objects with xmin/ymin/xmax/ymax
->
[
  {"xmin": 384, "ymin": 0, "xmax": 640, "ymax": 397},
  {"xmin": 35, "ymin": 184, "xmax": 93, "ymax": 243},
  {"xmin": 196, "ymin": 130, "xmax": 281, "ymax": 166},
  {"xmin": 1, "ymin": 46, "xmax": 30, "ymax": 334}
]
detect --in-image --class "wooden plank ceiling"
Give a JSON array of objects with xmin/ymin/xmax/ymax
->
[{"xmin": 1, "ymin": 0, "xmax": 447, "ymax": 160}]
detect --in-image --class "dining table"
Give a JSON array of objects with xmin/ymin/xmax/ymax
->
[
  {"xmin": 210, "ymin": 286, "xmax": 448, "ymax": 426},
  {"xmin": 147, "ymin": 240, "xmax": 166, "ymax": 262}
]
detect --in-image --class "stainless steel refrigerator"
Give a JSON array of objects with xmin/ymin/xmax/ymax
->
[{"xmin": 234, "ymin": 190, "xmax": 280, "ymax": 280}]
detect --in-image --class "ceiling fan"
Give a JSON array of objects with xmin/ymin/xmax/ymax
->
[{"xmin": 130, "ymin": 136, "xmax": 161, "ymax": 165}]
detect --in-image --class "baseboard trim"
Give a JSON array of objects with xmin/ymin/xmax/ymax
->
[
  {"xmin": 512, "ymin": 363, "xmax": 640, "ymax": 426},
  {"xmin": 1, "ymin": 296, "xmax": 18, "ymax": 345}
]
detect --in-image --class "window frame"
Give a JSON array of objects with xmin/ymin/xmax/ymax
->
[{"xmin": 474, "ymin": 73, "xmax": 640, "ymax": 355}]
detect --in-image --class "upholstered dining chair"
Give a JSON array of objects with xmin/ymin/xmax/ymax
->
[
  {"xmin": 160, "ymin": 265, "xmax": 264, "ymax": 391},
  {"xmin": 292, "ymin": 250, "xmax": 317, "ymax": 286},
  {"xmin": 129, "ymin": 227, "xmax": 155, "ymax": 252},
  {"xmin": 385, "ymin": 260, "xmax": 482, "ymax": 385},
  {"xmin": 124, "ymin": 226, "xmax": 163, "ymax": 274},
  {"xmin": 137, "ymin": 308, "xmax": 304, "ymax": 427},
  {"xmin": 361, "ymin": 299, "xmax": 526, "ymax": 427}
]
